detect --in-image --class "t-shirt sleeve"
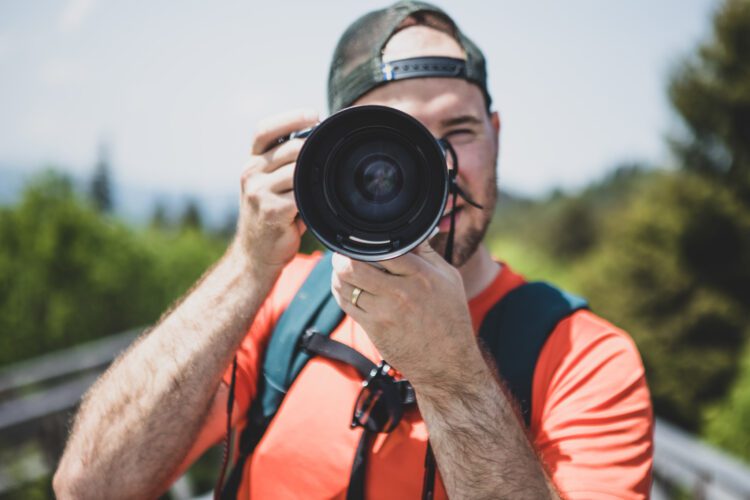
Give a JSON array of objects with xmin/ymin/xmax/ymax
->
[
  {"xmin": 530, "ymin": 311, "xmax": 654, "ymax": 500},
  {"xmin": 221, "ymin": 253, "xmax": 323, "ymax": 416}
]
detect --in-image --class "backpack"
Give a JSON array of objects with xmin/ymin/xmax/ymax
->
[{"xmin": 220, "ymin": 252, "xmax": 588, "ymax": 498}]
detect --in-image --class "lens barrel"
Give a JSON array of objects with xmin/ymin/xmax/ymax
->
[{"xmin": 294, "ymin": 105, "xmax": 448, "ymax": 261}]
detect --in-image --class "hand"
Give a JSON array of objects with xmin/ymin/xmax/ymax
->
[
  {"xmin": 331, "ymin": 242, "xmax": 476, "ymax": 388},
  {"xmin": 234, "ymin": 109, "xmax": 319, "ymax": 275}
]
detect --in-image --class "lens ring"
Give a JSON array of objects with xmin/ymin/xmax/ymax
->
[{"xmin": 294, "ymin": 105, "xmax": 449, "ymax": 261}]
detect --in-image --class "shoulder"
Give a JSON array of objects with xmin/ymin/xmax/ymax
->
[
  {"xmin": 532, "ymin": 309, "xmax": 653, "ymax": 498},
  {"xmin": 533, "ymin": 310, "xmax": 649, "ymax": 424},
  {"xmin": 535, "ymin": 310, "xmax": 646, "ymax": 401}
]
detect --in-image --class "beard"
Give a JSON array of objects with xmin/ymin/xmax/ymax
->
[
  {"xmin": 429, "ymin": 180, "xmax": 498, "ymax": 267},
  {"xmin": 428, "ymin": 213, "xmax": 489, "ymax": 267}
]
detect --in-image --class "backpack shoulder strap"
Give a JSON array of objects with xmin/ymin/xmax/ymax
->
[
  {"xmin": 478, "ymin": 281, "xmax": 588, "ymax": 427},
  {"xmin": 260, "ymin": 251, "xmax": 344, "ymax": 418},
  {"xmin": 222, "ymin": 252, "xmax": 343, "ymax": 499}
]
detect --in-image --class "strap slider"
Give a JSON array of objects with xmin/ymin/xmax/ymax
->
[{"xmin": 300, "ymin": 327, "xmax": 319, "ymax": 349}]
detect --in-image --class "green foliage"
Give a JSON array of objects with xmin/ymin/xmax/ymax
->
[
  {"xmin": 669, "ymin": 0, "xmax": 750, "ymax": 199},
  {"xmin": 704, "ymin": 341, "xmax": 750, "ymax": 463},
  {"xmin": 0, "ymin": 171, "xmax": 224, "ymax": 367},
  {"xmin": 576, "ymin": 173, "xmax": 750, "ymax": 430},
  {"xmin": 489, "ymin": 164, "xmax": 654, "ymax": 264}
]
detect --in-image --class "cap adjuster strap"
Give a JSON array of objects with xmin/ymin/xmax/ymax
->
[{"xmin": 381, "ymin": 56, "xmax": 467, "ymax": 82}]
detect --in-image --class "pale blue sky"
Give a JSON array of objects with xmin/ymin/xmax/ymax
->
[{"xmin": 0, "ymin": 0, "xmax": 718, "ymax": 198}]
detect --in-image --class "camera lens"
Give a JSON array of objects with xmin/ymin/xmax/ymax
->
[
  {"xmin": 295, "ymin": 105, "xmax": 448, "ymax": 261},
  {"xmin": 356, "ymin": 154, "xmax": 401, "ymax": 203},
  {"xmin": 332, "ymin": 133, "xmax": 419, "ymax": 225}
]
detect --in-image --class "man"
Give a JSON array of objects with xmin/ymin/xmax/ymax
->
[{"xmin": 54, "ymin": 2, "xmax": 653, "ymax": 499}]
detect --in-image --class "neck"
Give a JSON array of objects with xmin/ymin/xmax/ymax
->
[{"xmin": 457, "ymin": 244, "xmax": 501, "ymax": 300}]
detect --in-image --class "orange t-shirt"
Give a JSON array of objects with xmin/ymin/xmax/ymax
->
[{"xmin": 222, "ymin": 253, "xmax": 653, "ymax": 499}]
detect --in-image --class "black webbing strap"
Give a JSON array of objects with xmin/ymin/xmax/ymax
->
[
  {"xmin": 347, "ymin": 429, "xmax": 374, "ymax": 500},
  {"xmin": 422, "ymin": 443, "xmax": 437, "ymax": 500},
  {"xmin": 220, "ymin": 400, "xmax": 264, "ymax": 499},
  {"xmin": 301, "ymin": 329, "xmax": 375, "ymax": 379}
]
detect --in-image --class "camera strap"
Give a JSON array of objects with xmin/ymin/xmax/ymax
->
[{"xmin": 438, "ymin": 139, "xmax": 484, "ymax": 265}]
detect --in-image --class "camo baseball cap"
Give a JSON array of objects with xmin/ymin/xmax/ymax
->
[{"xmin": 327, "ymin": 1, "xmax": 492, "ymax": 113}]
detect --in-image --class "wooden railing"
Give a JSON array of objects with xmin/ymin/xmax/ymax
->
[{"xmin": 1, "ymin": 331, "xmax": 749, "ymax": 499}]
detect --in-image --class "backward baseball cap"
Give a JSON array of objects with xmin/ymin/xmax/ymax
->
[{"xmin": 327, "ymin": 0, "xmax": 492, "ymax": 113}]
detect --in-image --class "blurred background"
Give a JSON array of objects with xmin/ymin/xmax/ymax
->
[{"xmin": 1, "ymin": 0, "xmax": 749, "ymax": 498}]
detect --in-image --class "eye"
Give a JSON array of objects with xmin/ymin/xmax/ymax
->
[{"xmin": 442, "ymin": 129, "xmax": 475, "ymax": 145}]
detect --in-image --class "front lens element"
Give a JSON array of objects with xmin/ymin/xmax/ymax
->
[{"xmin": 355, "ymin": 154, "xmax": 403, "ymax": 203}]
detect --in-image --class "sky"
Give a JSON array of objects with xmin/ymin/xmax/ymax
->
[{"xmin": 0, "ymin": 0, "xmax": 719, "ymax": 200}]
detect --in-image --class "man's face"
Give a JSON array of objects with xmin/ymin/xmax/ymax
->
[{"xmin": 352, "ymin": 27, "xmax": 500, "ymax": 267}]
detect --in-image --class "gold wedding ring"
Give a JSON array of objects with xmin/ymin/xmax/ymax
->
[{"xmin": 351, "ymin": 287, "xmax": 363, "ymax": 307}]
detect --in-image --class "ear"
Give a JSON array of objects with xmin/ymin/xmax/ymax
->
[
  {"xmin": 490, "ymin": 110, "xmax": 501, "ymax": 136},
  {"xmin": 490, "ymin": 110, "xmax": 501, "ymax": 152}
]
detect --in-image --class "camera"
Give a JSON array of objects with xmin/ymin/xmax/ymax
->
[{"xmin": 293, "ymin": 105, "xmax": 450, "ymax": 262}]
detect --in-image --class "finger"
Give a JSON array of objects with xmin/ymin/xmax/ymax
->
[
  {"xmin": 263, "ymin": 162, "xmax": 295, "ymax": 194},
  {"xmin": 412, "ymin": 239, "xmax": 447, "ymax": 267},
  {"xmin": 251, "ymin": 109, "xmax": 319, "ymax": 155},
  {"xmin": 273, "ymin": 190, "xmax": 299, "ymax": 222},
  {"xmin": 331, "ymin": 254, "xmax": 395, "ymax": 296},
  {"xmin": 260, "ymin": 138, "xmax": 305, "ymax": 174},
  {"xmin": 348, "ymin": 259, "xmax": 398, "ymax": 295},
  {"xmin": 376, "ymin": 252, "xmax": 427, "ymax": 276},
  {"xmin": 331, "ymin": 280, "xmax": 366, "ymax": 321},
  {"xmin": 248, "ymin": 190, "xmax": 297, "ymax": 225},
  {"xmin": 331, "ymin": 272, "xmax": 374, "ymax": 313}
]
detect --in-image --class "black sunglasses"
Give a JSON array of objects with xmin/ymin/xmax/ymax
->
[{"xmin": 351, "ymin": 361, "xmax": 415, "ymax": 433}]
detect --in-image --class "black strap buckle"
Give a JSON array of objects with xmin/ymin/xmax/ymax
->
[{"xmin": 351, "ymin": 361, "xmax": 405, "ymax": 433}]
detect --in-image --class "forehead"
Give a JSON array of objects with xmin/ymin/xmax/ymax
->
[
  {"xmin": 382, "ymin": 25, "xmax": 465, "ymax": 61},
  {"xmin": 353, "ymin": 77, "xmax": 487, "ymax": 127}
]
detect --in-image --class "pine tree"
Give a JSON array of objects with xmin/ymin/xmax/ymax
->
[
  {"xmin": 150, "ymin": 200, "xmax": 170, "ymax": 230},
  {"xmin": 179, "ymin": 199, "xmax": 203, "ymax": 231},
  {"xmin": 90, "ymin": 142, "xmax": 113, "ymax": 213}
]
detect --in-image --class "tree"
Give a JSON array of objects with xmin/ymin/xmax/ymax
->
[
  {"xmin": 149, "ymin": 200, "xmax": 171, "ymax": 230},
  {"xmin": 669, "ymin": 0, "xmax": 750, "ymax": 201},
  {"xmin": 0, "ymin": 171, "xmax": 224, "ymax": 366},
  {"xmin": 577, "ymin": 172, "xmax": 750, "ymax": 430},
  {"xmin": 179, "ymin": 198, "xmax": 203, "ymax": 231},
  {"xmin": 89, "ymin": 142, "xmax": 114, "ymax": 213},
  {"xmin": 0, "ymin": 171, "xmax": 152, "ymax": 363}
]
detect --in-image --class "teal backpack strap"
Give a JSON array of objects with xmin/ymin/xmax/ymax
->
[
  {"xmin": 478, "ymin": 282, "xmax": 588, "ymax": 427},
  {"xmin": 221, "ymin": 252, "xmax": 343, "ymax": 499},
  {"xmin": 260, "ymin": 252, "xmax": 344, "ymax": 419}
]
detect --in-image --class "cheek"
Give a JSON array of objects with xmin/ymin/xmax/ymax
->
[{"xmin": 454, "ymin": 148, "xmax": 496, "ymax": 196}]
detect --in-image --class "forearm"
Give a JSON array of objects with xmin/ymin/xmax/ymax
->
[
  {"xmin": 414, "ymin": 343, "xmax": 560, "ymax": 500},
  {"xmin": 54, "ymin": 243, "xmax": 281, "ymax": 499}
]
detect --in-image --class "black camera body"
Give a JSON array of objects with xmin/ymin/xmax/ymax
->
[{"xmin": 294, "ymin": 105, "xmax": 449, "ymax": 262}]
